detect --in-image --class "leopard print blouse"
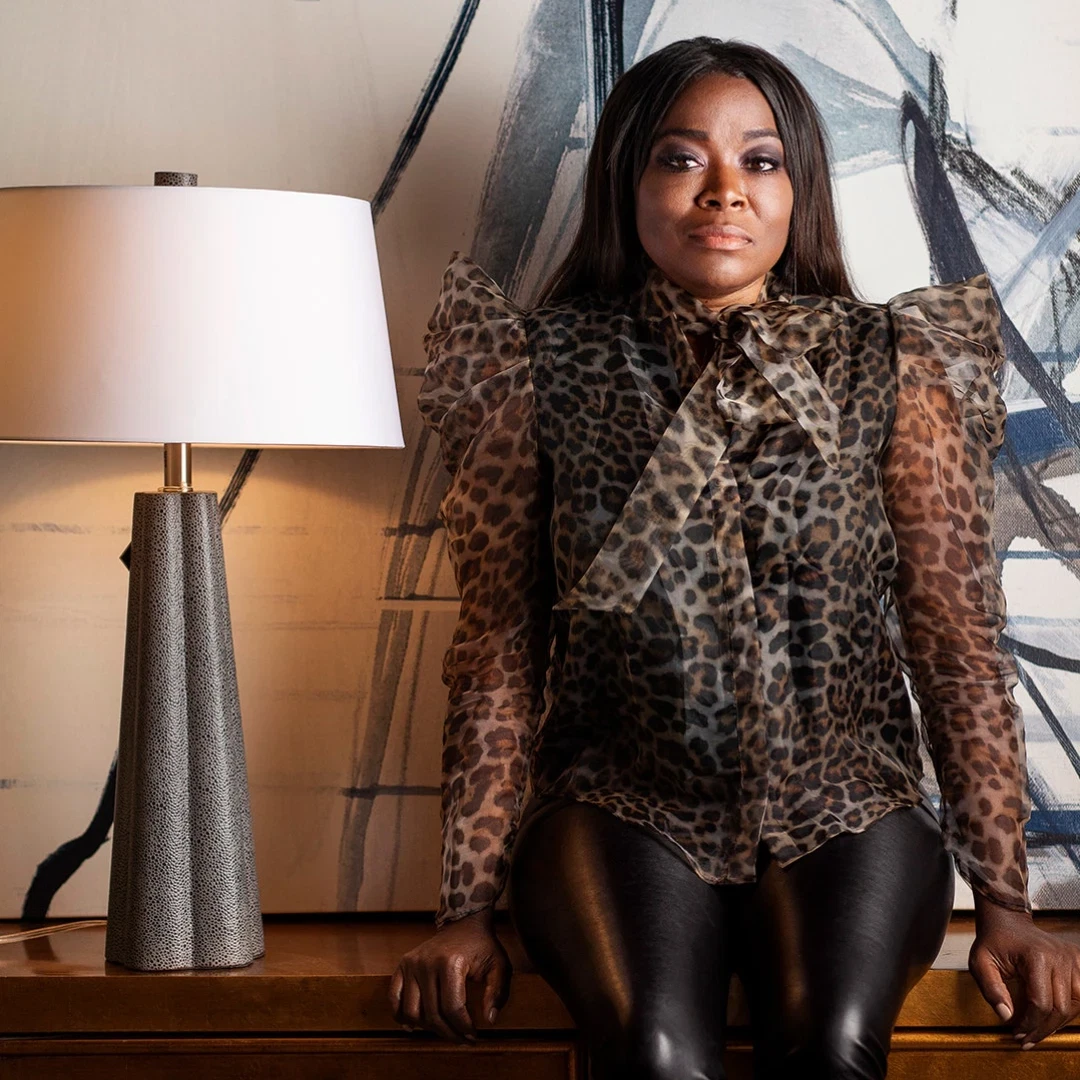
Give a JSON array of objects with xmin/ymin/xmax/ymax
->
[{"xmin": 418, "ymin": 251, "xmax": 1032, "ymax": 928}]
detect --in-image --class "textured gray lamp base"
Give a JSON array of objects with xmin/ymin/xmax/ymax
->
[{"xmin": 106, "ymin": 491, "xmax": 264, "ymax": 971}]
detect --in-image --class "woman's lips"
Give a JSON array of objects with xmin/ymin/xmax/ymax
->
[{"xmin": 688, "ymin": 227, "xmax": 753, "ymax": 250}]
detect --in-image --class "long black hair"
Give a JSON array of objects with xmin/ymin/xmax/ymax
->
[{"xmin": 539, "ymin": 37, "xmax": 856, "ymax": 304}]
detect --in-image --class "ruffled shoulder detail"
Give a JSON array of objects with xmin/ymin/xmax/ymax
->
[
  {"xmin": 418, "ymin": 252, "xmax": 530, "ymax": 460},
  {"xmin": 885, "ymin": 272, "xmax": 1008, "ymax": 458}
]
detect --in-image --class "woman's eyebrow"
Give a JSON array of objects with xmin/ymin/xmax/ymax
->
[
  {"xmin": 653, "ymin": 126, "xmax": 710, "ymax": 141},
  {"xmin": 653, "ymin": 125, "xmax": 782, "ymax": 142}
]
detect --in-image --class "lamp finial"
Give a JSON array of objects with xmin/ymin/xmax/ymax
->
[{"xmin": 154, "ymin": 171, "xmax": 198, "ymax": 186}]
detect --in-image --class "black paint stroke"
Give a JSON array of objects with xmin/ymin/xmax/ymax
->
[
  {"xmin": 899, "ymin": 91, "xmax": 982, "ymax": 282},
  {"xmin": 948, "ymin": 146, "xmax": 1050, "ymax": 236},
  {"xmin": 472, "ymin": 0, "xmax": 596, "ymax": 292},
  {"xmin": 21, "ymin": 756, "xmax": 117, "ymax": 920},
  {"xmin": 1024, "ymin": 770, "xmax": 1080, "ymax": 894},
  {"xmin": 1050, "ymin": 278, "xmax": 1069, "ymax": 383},
  {"xmin": 219, "ymin": 449, "xmax": 263, "ymax": 521},
  {"xmin": 1013, "ymin": 662, "xmax": 1080, "ymax": 873},
  {"xmin": 385, "ymin": 613, "xmax": 431, "ymax": 905},
  {"xmin": 925, "ymin": 52, "xmax": 946, "ymax": 148},
  {"xmin": 383, "ymin": 522, "xmax": 441, "ymax": 538},
  {"xmin": 336, "ymin": 609, "xmax": 417, "ymax": 908},
  {"xmin": 1001, "ymin": 552, "xmax": 1080, "ymax": 560},
  {"xmin": 902, "ymin": 92, "xmax": 1080, "ymax": 450},
  {"xmin": 1003, "ymin": 633, "xmax": 1080, "ymax": 677},
  {"xmin": 589, "ymin": 0, "xmax": 624, "ymax": 112},
  {"xmin": 1014, "ymin": 661, "xmax": 1080, "ymax": 780},
  {"xmin": 342, "ymin": 783, "xmax": 441, "ymax": 799},
  {"xmin": 335, "ymin": 423, "xmax": 452, "ymax": 911},
  {"xmin": 370, "ymin": 0, "xmax": 482, "ymax": 219},
  {"xmin": 997, "ymin": 439, "xmax": 1080, "ymax": 586}
]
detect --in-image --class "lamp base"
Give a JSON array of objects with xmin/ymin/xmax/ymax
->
[{"xmin": 105, "ymin": 491, "xmax": 264, "ymax": 971}]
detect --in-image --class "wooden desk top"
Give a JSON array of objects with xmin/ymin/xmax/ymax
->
[{"xmin": 2, "ymin": 915, "xmax": 1079, "ymax": 1035}]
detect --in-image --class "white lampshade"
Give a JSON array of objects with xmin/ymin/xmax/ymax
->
[{"xmin": 0, "ymin": 185, "xmax": 402, "ymax": 448}]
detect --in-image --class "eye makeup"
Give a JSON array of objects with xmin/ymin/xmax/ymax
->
[{"xmin": 650, "ymin": 144, "xmax": 785, "ymax": 174}]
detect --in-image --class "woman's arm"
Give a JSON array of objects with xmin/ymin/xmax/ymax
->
[
  {"xmin": 881, "ymin": 278, "xmax": 1080, "ymax": 1046},
  {"xmin": 879, "ymin": 323, "xmax": 1030, "ymax": 916},
  {"xmin": 390, "ymin": 255, "xmax": 554, "ymax": 1042},
  {"xmin": 433, "ymin": 354, "xmax": 554, "ymax": 928}
]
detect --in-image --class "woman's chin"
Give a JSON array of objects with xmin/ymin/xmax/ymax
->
[{"xmin": 666, "ymin": 252, "xmax": 770, "ymax": 291}]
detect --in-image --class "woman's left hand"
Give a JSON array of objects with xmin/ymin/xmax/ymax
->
[{"xmin": 969, "ymin": 898, "xmax": 1080, "ymax": 1048}]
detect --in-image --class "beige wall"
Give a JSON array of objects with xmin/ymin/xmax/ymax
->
[{"xmin": 0, "ymin": 0, "xmax": 537, "ymax": 915}]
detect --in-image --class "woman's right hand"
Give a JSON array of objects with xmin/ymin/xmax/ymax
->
[{"xmin": 388, "ymin": 907, "xmax": 512, "ymax": 1042}]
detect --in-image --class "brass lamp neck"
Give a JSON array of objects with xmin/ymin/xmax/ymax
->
[{"xmin": 162, "ymin": 443, "xmax": 192, "ymax": 492}]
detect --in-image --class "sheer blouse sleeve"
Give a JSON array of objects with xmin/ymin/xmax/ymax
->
[
  {"xmin": 417, "ymin": 252, "xmax": 555, "ymax": 928},
  {"xmin": 880, "ymin": 273, "xmax": 1032, "ymax": 913}
]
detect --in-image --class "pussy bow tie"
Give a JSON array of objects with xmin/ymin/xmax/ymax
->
[
  {"xmin": 554, "ymin": 273, "xmax": 846, "ymax": 614},
  {"xmin": 645, "ymin": 268, "xmax": 846, "ymax": 468}
]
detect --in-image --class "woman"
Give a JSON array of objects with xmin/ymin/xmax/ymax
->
[{"xmin": 391, "ymin": 37, "xmax": 1080, "ymax": 1078}]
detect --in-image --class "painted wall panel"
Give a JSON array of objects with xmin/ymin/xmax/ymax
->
[{"xmin": 2, "ymin": 0, "xmax": 1078, "ymax": 916}]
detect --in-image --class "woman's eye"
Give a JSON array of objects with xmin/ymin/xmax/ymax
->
[
  {"xmin": 656, "ymin": 151, "xmax": 701, "ymax": 171},
  {"xmin": 746, "ymin": 154, "xmax": 783, "ymax": 172}
]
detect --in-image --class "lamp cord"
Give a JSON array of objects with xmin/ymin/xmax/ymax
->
[{"xmin": 0, "ymin": 919, "xmax": 106, "ymax": 944}]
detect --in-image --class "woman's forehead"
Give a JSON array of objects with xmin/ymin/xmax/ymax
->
[{"xmin": 659, "ymin": 73, "xmax": 779, "ymax": 136}]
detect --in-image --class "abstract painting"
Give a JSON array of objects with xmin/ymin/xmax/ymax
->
[{"xmin": 5, "ymin": 0, "xmax": 1079, "ymax": 915}]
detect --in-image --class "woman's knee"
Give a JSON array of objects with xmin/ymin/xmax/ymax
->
[
  {"xmin": 508, "ymin": 801, "xmax": 732, "ymax": 1080},
  {"xmin": 591, "ymin": 1013, "xmax": 727, "ymax": 1080},
  {"xmin": 761, "ymin": 1008, "xmax": 887, "ymax": 1080}
]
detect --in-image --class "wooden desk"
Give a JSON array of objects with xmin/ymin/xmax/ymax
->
[{"xmin": 2, "ymin": 916, "xmax": 1079, "ymax": 1078}]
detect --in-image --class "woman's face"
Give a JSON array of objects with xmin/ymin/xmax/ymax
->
[{"xmin": 635, "ymin": 73, "xmax": 794, "ymax": 309}]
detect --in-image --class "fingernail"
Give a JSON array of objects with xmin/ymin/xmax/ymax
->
[
  {"xmin": 1022, "ymin": 1042, "xmax": 1035, "ymax": 1051},
  {"xmin": 995, "ymin": 1003, "xmax": 1013, "ymax": 1022},
  {"xmin": 487, "ymin": 1008, "xmax": 497, "ymax": 1024}
]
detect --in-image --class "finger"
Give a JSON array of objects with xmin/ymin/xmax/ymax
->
[
  {"xmin": 497, "ymin": 952, "xmax": 513, "ymax": 1009},
  {"xmin": 1051, "ymin": 963, "xmax": 1074, "ymax": 1035},
  {"xmin": 481, "ymin": 956, "xmax": 509, "ymax": 1025},
  {"xmin": 969, "ymin": 946, "xmax": 1014, "ymax": 1023},
  {"xmin": 400, "ymin": 973, "xmax": 423, "ymax": 1028},
  {"xmin": 420, "ymin": 965, "xmax": 467, "ymax": 1042},
  {"xmin": 388, "ymin": 967, "xmax": 404, "ymax": 1015},
  {"xmin": 438, "ymin": 958, "xmax": 477, "ymax": 1041},
  {"xmin": 1014, "ymin": 954, "xmax": 1053, "ymax": 1042},
  {"xmin": 1026, "ymin": 964, "xmax": 1073, "ymax": 1047}
]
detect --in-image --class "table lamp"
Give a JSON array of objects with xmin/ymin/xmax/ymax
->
[{"xmin": 0, "ymin": 174, "xmax": 403, "ymax": 970}]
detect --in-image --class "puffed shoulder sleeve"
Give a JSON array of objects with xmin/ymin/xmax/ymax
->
[
  {"xmin": 880, "ymin": 272, "xmax": 1032, "ymax": 913},
  {"xmin": 418, "ymin": 252, "xmax": 555, "ymax": 928},
  {"xmin": 418, "ymin": 252, "xmax": 532, "ymax": 471}
]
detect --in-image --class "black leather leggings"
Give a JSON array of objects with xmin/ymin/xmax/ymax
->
[{"xmin": 508, "ymin": 799, "xmax": 954, "ymax": 1080}]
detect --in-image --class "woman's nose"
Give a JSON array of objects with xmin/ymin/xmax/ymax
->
[{"xmin": 696, "ymin": 163, "xmax": 747, "ymax": 210}]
